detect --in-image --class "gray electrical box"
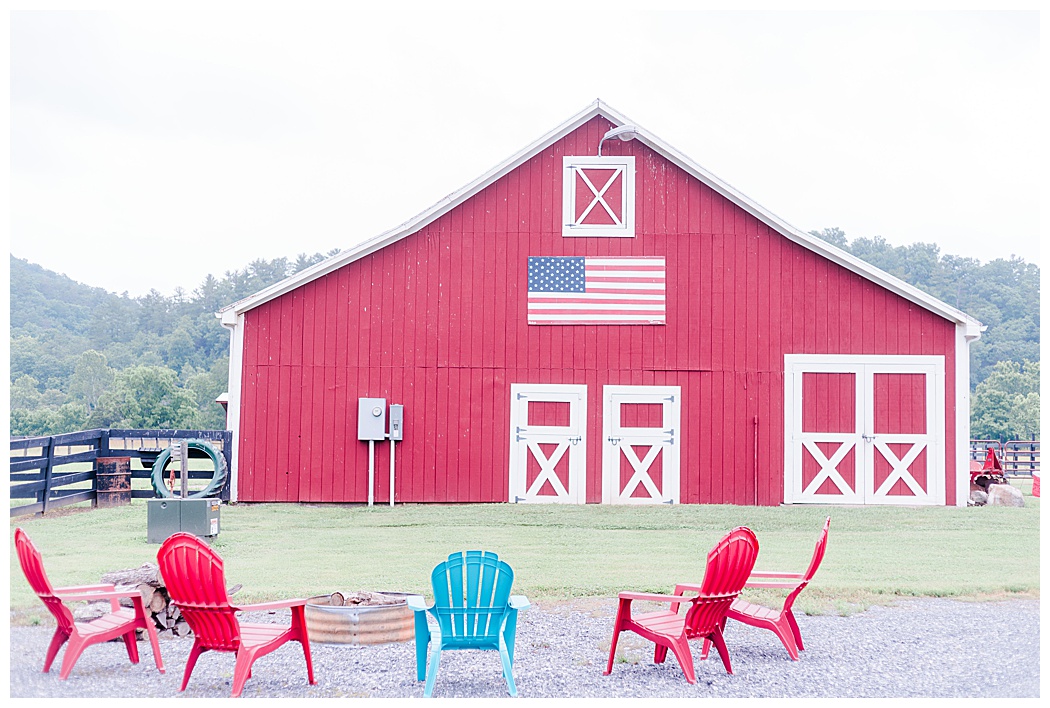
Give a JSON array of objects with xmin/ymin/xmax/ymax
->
[
  {"xmin": 147, "ymin": 498, "xmax": 221, "ymax": 544},
  {"xmin": 389, "ymin": 404, "xmax": 404, "ymax": 440},
  {"xmin": 358, "ymin": 398, "xmax": 387, "ymax": 441}
]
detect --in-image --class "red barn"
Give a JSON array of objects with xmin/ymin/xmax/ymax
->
[{"xmin": 219, "ymin": 101, "xmax": 983, "ymax": 508}]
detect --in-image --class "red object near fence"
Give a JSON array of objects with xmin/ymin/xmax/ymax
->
[
  {"xmin": 604, "ymin": 526, "xmax": 759, "ymax": 682},
  {"xmin": 156, "ymin": 532, "xmax": 315, "ymax": 697},
  {"xmin": 970, "ymin": 447, "xmax": 1007, "ymax": 488},
  {"xmin": 13, "ymin": 527, "xmax": 165, "ymax": 680},
  {"xmin": 701, "ymin": 516, "xmax": 831, "ymax": 660}
]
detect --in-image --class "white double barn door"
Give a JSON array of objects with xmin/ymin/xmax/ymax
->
[
  {"xmin": 784, "ymin": 355, "xmax": 945, "ymax": 505},
  {"xmin": 509, "ymin": 384, "xmax": 680, "ymax": 504}
]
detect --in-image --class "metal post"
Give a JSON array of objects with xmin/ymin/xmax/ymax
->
[
  {"xmin": 179, "ymin": 440, "xmax": 189, "ymax": 498},
  {"xmin": 389, "ymin": 438, "xmax": 396, "ymax": 507},
  {"xmin": 368, "ymin": 440, "xmax": 375, "ymax": 507}
]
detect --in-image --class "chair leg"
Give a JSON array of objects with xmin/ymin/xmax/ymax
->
[
  {"xmin": 664, "ymin": 636, "xmax": 696, "ymax": 685},
  {"xmin": 499, "ymin": 636, "xmax": 518, "ymax": 697},
  {"xmin": 503, "ymin": 608, "xmax": 520, "ymax": 664},
  {"xmin": 42, "ymin": 629, "xmax": 69, "ymax": 673},
  {"xmin": 605, "ymin": 626, "xmax": 623, "ymax": 676},
  {"xmin": 785, "ymin": 610, "xmax": 804, "ymax": 651},
  {"xmin": 654, "ymin": 644, "xmax": 668, "ymax": 664},
  {"xmin": 301, "ymin": 638, "xmax": 316, "ymax": 684},
  {"xmin": 773, "ymin": 617, "xmax": 801, "ymax": 660},
  {"xmin": 121, "ymin": 630, "xmax": 141, "ymax": 664},
  {"xmin": 232, "ymin": 648, "xmax": 260, "ymax": 698},
  {"xmin": 423, "ymin": 645, "xmax": 442, "ymax": 698},
  {"xmin": 604, "ymin": 599, "xmax": 628, "ymax": 676},
  {"xmin": 181, "ymin": 641, "xmax": 206, "ymax": 691},
  {"xmin": 292, "ymin": 606, "xmax": 316, "ymax": 685},
  {"xmin": 142, "ymin": 619, "xmax": 165, "ymax": 673},
  {"xmin": 708, "ymin": 627, "xmax": 734, "ymax": 675},
  {"xmin": 413, "ymin": 612, "xmax": 431, "ymax": 681},
  {"xmin": 700, "ymin": 614, "xmax": 727, "ymax": 661},
  {"xmin": 58, "ymin": 634, "xmax": 88, "ymax": 680},
  {"xmin": 127, "ymin": 598, "xmax": 160, "ymax": 671}
]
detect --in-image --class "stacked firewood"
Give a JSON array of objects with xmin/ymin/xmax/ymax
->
[
  {"xmin": 328, "ymin": 590, "xmax": 404, "ymax": 607},
  {"xmin": 74, "ymin": 563, "xmax": 237, "ymax": 639}
]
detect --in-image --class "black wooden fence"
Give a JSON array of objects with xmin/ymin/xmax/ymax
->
[{"xmin": 9, "ymin": 428, "xmax": 233, "ymax": 518}]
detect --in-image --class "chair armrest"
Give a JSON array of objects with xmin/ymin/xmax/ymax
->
[
  {"xmin": 618, "ymin": 591, "xmax": 693, "ymax": 604},
  {"xmin": 406, "ymin": 595, "xmax": 431, "ymax": 612},
  {"xmin": 235, "ymin": 598, "xmax": 308, "ymax": 612},
  {"xmin": 54, "ymin": 589, "xmax": 138, "ymax": 603},
  {"xmin": 744, "ymin": 581, "xmax": 803, "ymax": 589},
  {"xmin": 749, "ymin": 571, "xmax": 805, "ymax": 579},
  {"xmin": 54, "ymin": 583, "xmax": 118, "ymax": 594},
  {"xmin": 509, "ymin": 595, "xmax": 530, "ymax": 611}
]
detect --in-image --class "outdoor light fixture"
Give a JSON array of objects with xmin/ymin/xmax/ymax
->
[{"xmin": 597, "ymin": 124, "xmax": 639, "ymax": 156}]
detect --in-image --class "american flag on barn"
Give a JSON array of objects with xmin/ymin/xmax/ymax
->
[
  {"xmin": 526, "ymin": 256, "xmax": 666, "ymax": 324},
  {"xmin": 217, "ymin": 100, "xmax": 983, "ymax": 509}
]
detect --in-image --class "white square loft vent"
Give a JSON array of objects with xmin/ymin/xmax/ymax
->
[{"xmin": 562, "ymin": 155, "xmax": 635, "ymax": 237}]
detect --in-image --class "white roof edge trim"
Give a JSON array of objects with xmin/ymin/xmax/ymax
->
[{"xmin": 220, "ymin": 99, "xmax": 982, "ymax": 329}]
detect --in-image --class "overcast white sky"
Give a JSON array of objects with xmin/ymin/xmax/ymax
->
[{"xmin": 7, "ymin": 5, "xmax": 1044, "ymax": 300}]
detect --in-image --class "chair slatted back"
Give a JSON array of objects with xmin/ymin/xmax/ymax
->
[
  {"xmin": 684, "ymin": 527, "xmax": 759, "ymax": 636},
  {"xmin": 14, "ymin": 528, "xmax": 76, "ymax": 633},
  {"xmin": 430, "ymin": 550, "xmax": 513, "ymax": 646},
  {"xmin": 157, "ymin": 533, "xmax": 240, "ymax": 651},
  {"xmin": 785, "ymin": 516, "xmax": 831, "ymax": 609}
]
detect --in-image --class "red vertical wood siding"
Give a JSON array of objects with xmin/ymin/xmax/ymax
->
[{"xmin": 236, "ymin": 116, "xmax": 960, "ymax": 505}]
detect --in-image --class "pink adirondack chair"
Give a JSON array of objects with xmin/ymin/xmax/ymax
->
[
  {"xmin": 604, "ymin": 527, "xmax": 759, "ymax": 683},
  {"xmin": 13, "ymin": 527, "xmax": 165, "ymax": 679},
  {"xmin": 156, "ymin": 532, "xmax": 316, "ymax": 697},
  {"xmin": 696, "ymin": 516, "xmax": 831, "ymax": 661}
]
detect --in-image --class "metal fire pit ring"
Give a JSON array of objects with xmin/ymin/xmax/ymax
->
[{"xmin": 304, "ymin": 592, "xmax": 415, "ymax": 645}]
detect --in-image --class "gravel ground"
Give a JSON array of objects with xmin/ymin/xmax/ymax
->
[{"xmin": 8, "ymin": 597, "xmax": 1039, "ymax": 699}]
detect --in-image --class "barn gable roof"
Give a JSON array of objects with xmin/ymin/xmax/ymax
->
[{"xmin": 219, "ymin": 100, "xmax": 982, "ymax": 333}]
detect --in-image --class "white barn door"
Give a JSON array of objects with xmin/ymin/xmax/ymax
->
[
  {"xmin": 785, "ymin": 355, "xmax": 945, "ymax": 505},
  {"xmin": 508, "ymin": 384, "xmax": 587, "ymax": 504},
  {"xmin": 602, "ymin": 385, "xmax": 681, "ymax": 504}
]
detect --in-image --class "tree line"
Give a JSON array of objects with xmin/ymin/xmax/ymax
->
[
  {"xmin": 9, "ymin": 251, "xmax": 336, "ymax": 436},
  {"xmin": 9, "ymin": 230, "xmax": 1040, "ymax": 441}
]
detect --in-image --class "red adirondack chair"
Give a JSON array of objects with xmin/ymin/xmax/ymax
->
[
  {"xmin": 697, "ymin": 516, "xmax": 831, "ymax": 661},
  {"xmin": 156, "ymin": 532, "xmax": 316, "ymax": 697},
  {"xmin": 604, "ymin": 526, "xmax": 759, "ymax": 683},
  {"xmin": 13, "ymin": 527, "xmax": 165, "ymax": 680}
]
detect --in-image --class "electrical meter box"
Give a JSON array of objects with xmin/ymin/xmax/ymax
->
[
  {"xmin": 358, "ymin": 398, "xmax": 387, "ymax": 440},
  {"xmin": 389, "ymin": 404, "xmax": 404, "ymax": 441},
  {"xmin": 147, "ymin": 498, "xmax": 221, "ymax": 544}
]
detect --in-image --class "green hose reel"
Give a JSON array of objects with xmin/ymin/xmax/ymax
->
[{"xmin": 150, "ymin": 439, "xmax": 228, "ymax": 499}]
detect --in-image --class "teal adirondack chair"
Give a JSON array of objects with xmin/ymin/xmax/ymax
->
[{"xmin": 407, "ymin": 550, "xmax": 530, "ymax": 697}]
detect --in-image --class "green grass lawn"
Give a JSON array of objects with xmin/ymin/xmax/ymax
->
[{"xmin": 9, "ymin": 486, "xmax": 1040, "ymax": 626}]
